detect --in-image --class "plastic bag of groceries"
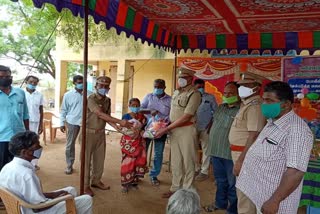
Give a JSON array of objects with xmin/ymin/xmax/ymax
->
[
  {"xmin": 143, "ymin": 116, "xmax": 168, "ymax": 139},
  {"xmin": 120, "ymin": 118, "xmax": 143, "ymax": 137}
]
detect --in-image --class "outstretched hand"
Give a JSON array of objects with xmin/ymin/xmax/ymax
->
[
  {"xmin": 154, "ymin": 127, "xmax": 168, "ymax": 139},
  {"xmin": 119, "ymin": 120, "xmax": 133, "ymax": 128}
]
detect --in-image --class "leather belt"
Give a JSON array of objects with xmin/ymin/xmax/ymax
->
[{"xmin": 230, "ymin": 144, "xmax": 245, "ymax": 152}]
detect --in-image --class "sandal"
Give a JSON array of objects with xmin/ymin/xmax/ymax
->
[
  {"xmin": 151, "ymin": 177, "xmax": 160, "ymax": 186},
  {"xmin": 0, "ymin": 201, "xmax": 5, "ymax": 210},
  {"xmin": 131, "ymin": 183, "xmax": 139, "ymax": 190},
  {"xmin": 203, "ymin": 204, "xmax": 224, "ymax": 213},
  {"xmin": 162, "ymin": 191, "xmax": 175, "ymax": 198},
  {"xmin": 121, "ymin": 186, "xmax": 129, "ymax": 194}
]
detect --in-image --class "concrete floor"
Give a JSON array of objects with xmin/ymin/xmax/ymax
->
[{"xmin": 1, "ymin": 131, "xmax": 306, "ymax": 214}]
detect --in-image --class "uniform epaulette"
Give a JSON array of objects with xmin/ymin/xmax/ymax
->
[{"xmin": 249, "ymin": 99, "xmax": 260, "ymax": 105}]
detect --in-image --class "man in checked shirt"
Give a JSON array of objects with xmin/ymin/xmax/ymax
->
[{"xmin": 237, "ymin": 81, "xmax": 313, "ymax": 214}]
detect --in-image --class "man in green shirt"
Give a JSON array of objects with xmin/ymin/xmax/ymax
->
[{"xmin": 204, "ymin": 82, "xmax": 240, "ymax": 214}]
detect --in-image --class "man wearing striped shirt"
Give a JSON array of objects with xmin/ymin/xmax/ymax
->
[
  {"xmin": 204, "ymin": 82, "xmax": 240, "ymax": 213},
  {"xmin": 237, "ymin": 81, "xmax": 313, "ymax": 214}
]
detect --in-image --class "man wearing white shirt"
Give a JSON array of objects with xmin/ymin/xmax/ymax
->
[
  {"xmin": 24, "ymin": 75, "xmax": 44, "ymax": 170},
  {"xmin": 60, "ymin": 75, "xmax": 83, "ymax": 174},
  {"xmin": 0, "ymin": 131, "xmax": 92, "ymax": 214}
]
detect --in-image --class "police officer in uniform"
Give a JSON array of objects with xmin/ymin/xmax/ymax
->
[
  {"xmin": 155, "ymin": 68, "xmax": 201, "ymax": 198},
  {"xmin": 228, "ymin": 73, "xmax": 266, "ymax": 214},
  {"xmin": 84, "ymin": 76, "xmax": 132, "ymax": 196}
]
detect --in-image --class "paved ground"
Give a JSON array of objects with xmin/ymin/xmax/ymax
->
[{"xmin": 1, "ymin": 131, "xmax": 306, "ymax": 214}]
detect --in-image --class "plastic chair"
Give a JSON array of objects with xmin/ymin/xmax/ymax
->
[
  {"xmin": 0, "ymin": 186, "xmax": 76, "ymax": 214},
  {"xmin": 43, "ymin": 112, "xmax": 60, "ymax": 144}
]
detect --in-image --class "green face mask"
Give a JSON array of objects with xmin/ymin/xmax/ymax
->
[
  {"xmin": 222, "ymin": 96, "xmax": 238, "ymax": 104},
  {"xmin": 261, "ymin": 102, "xmax": 282, "ymax": 119}
]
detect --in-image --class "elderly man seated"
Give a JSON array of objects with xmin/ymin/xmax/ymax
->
[
  {"xmin": 0, "ymin": 131, "xmax": 92, "ymax": 214},
  {"xmin": 166, "ymin": 188, "xmax": 201, "ymax": 214}
]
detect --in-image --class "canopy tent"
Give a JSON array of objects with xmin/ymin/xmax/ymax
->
[
  {"xmin": 32, "ymin": 0, "xmax": 320, "ymax": 54},
  {"xmin": 29, "ymin": 0, "xmax": 320, "ymax": 194}
]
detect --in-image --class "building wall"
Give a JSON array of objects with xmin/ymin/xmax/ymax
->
[
  {"xmin": 55, "ymin": 35, "xmax": 210, "ymax": 114},
  {"xmin": 132, "ymin": 59, "xmax": 174, "ymax": 101}
]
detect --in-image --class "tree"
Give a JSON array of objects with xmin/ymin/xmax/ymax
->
[
  {"xmin": 0, "ymin": 0, "xmax": 59, "ymax": 78},
  {"xmin": 0, "ymin": 0, "xmax": 144, "ymax": 79},
  {"xmin": 57, "ymin": 10, "xmax": 143, "ymax": 54}
]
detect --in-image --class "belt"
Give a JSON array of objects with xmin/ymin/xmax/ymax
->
[
  {"xmin": 179, "ymin": 121, "xmax": 194, "ymax": 128},
  {"xmin": 230, "ymin": 144, "xmax": 245, "ymax": 152},
  {"xmin": 86, "ymin": 128, "xmax": 105, "ymax": 134}
]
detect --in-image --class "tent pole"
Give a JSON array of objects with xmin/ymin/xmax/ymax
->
[
  {"xmin": 80, "ymin": 0, "xmax": 89, "ymax": 195},
  {"xmin": 174, "ymin": 50, "xmax": 178, "ymax": 90}
]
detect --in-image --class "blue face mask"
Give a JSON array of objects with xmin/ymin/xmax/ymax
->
[
  {"xmin": 198, "ymin": 88, "xmax": 204, "ymax": 94},
  {"xmin": 153, "ymin": 88, "xmax": 164, "ymax": 96},
  {"xmin": 27, "ymin": 84, "xmax": 37, "ymax": 90},
  {"xmin": 129, "ymin": 107, "xmax": 140, "ymax": 113},
  {"xmin": 97, "ymin": 88, "xmax": 109, "ymax": 96},
  {"xmin": 33, "ymin": 148, "xmax": 43, "ymax": 159},
  {"xmin": 75, "ymin": 83, "xmax": 83, "ymax": 90}
]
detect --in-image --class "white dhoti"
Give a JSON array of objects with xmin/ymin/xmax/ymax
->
[
  {"xmin": 30, "ymin": 121, "xmax": 40, "ymax": 167},
  {"xmin": 37, "ymin": 186, "xmax": 93, "ymax": 214}
]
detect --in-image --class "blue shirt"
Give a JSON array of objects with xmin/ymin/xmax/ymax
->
[
  {"xmin": 196, "ymin": 92, "xmax": 217, "ymax": 131},
  {"xmin": 60, "ymin": 89, "xmax": 83, "ymax": 126},
  {"xmin": 0, "ymin": 87, "xmax": 29, "ymax": 142}
]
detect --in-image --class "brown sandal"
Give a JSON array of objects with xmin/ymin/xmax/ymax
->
[{"xmin": 162, "ymin": 191, "xmax": 175, "ymax": 198}]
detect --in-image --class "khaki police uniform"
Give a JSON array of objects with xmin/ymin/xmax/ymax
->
[
  {"xmin": 169, "ymin": 68, "xmax": 201, "ymax": 192},
  {"xmin": 229, "ymin": 95, "xmax": 265, "ymax": 162},
  {"xmin": 83, "ymin": 77, "xmax": 111, "ymax": 187},
  {"xmin": 228, "ymin": 73, "xmax": 266, "ymax": 214}
]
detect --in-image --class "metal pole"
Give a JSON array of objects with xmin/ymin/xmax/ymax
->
[
  {"xmin": 174, "ymin": 50, "xmax": 178, "ymax": 90},
  {"xmin": 80, "ymin": 0, "xmax": 89, "ymax": 195}
]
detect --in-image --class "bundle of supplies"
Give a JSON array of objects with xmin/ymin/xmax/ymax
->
[
  {"xmin": 143, "ymin": 117, "xmax": 168, "ymax": 139},
  {"xmin": 120, "ymin": 118, "xmax": 143, "ymax": 137}
]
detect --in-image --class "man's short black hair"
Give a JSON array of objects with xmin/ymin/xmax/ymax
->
[
  {"xmin": 225, "ymin": 81, "xmax": 240, "ymax": 88},
  {"xmin": 154, "ymin": 79, "xmax": 166, "ymax": 86},
  {"xmin": 0, "ymin": 65, "xmax": 11, "ymax": 74},
  {"xmin": 264, "ymin": 81, "xmax": 294, "ymax": 103},
  {"xmin": 9, "ymin": 131, "xmax": 39, "ymax": 156},
  {"xmin": 194, "ymin": 79, "xmax": 205, "ymax": 85},
  {"xmin": 26, "ymin": 75, "xmax": 39, "ymax": 82},
  {"xmin": 73, "ymin": 75, "xmax": 83, "ymax": 83}
]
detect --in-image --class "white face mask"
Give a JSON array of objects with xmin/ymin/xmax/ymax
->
[
  {"xmin": 178, "ymin": 78, "xmax": 188, "ymax": 88},
  {"xmin": 238, "ymin": 86, "xmax": 256, "ymax": 99}
]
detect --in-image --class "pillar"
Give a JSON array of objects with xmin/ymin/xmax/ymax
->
[
  {"xmin": 55, "ymin": 60, "xmax": 68, "ymax": 112},
  {"xmin": 115, "ymin": 59, "xmax": 131, "ymax": 118}
]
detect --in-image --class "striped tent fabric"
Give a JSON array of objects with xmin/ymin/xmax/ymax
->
[
  {"xmin": 300, "ymin": 159, "xmax": 320, "ymax": 208},
  {"xmin": 32, "ymin": 0, "xmax": 320, "ymax": 54},
  {"xmin": 176, "ymin": 32, "xmax": 320, "ymax": 53}
]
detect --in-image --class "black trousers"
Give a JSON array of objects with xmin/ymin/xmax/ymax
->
[{"xmin": 0, "ymin": 142, "xmax": 13, "ymax": 171}]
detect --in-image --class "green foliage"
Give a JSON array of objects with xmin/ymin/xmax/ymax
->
[
  {"xmin": 0, "ymin": 0, "xmax": 143, "ymax": 79},
  {"xmin": 0, "ymin": 0, "xmax": 59, "ymax": 78},
  {"xmin": 66, "ymin": 62, "xmax": 93, "ymax": 89},
  {"xmin": 58, "ymin": 12, "xmax": 142, "ymax": 54}
]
